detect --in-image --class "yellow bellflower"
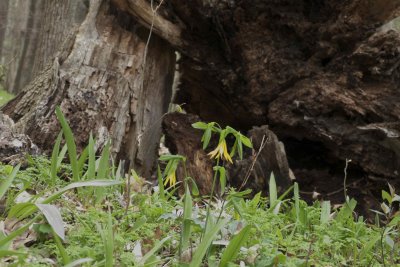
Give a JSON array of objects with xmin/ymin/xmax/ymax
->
[
  {"xmin": 164, "ymin": 169, "xmax": 177, "ymax": 187},
  {"xmin": 207, "ymin": 139, "xmax": 233, "ymax": 164}
]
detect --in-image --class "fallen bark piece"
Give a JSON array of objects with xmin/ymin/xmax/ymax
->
[{"xmin": 229, "ymin": 125, "xmax": 294, "ymax": 195}]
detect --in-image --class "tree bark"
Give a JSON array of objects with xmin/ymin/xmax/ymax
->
[
  {"xmin": 2, "ymin": 0, "xmax": 175, "ymax": 178},
  {"xmin": 0, "ymin": 0, "xmax": 88, "ymax": 94}
]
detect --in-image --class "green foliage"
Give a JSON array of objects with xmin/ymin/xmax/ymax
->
[{"xmin": 0, "ymin": 119, "xmax": 399, "ymax": 266}]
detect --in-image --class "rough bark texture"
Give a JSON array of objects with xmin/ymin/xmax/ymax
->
[
  {"xmin": 0, "ymin": 0, "xmax": 88, "ymax": 93},
  {"xmin": 2, "ymin": 0, "xmax": 175, "ymax": 178},
  {"xmin": 156, "ymin": 0, "xmax": 400, "ymax": 203}
]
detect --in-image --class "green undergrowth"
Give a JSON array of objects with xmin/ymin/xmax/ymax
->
[
  {"xmin": 0, "ymin": 108, "xmax": 399, "ymax": 266},
  {"xmin": 1, "ymin": 158, "xmax": 399, "ymax": 266}
]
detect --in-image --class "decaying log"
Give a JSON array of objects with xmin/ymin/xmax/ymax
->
[
  {"xmin": 163, "ymin": 0, "xmax": 400, "ymax": 205},
  {"xmin": 162, "ymin": 113, "xmax": 214, "ymax": 195},
  {"xmin": 229, "ymin": 125, "xmax": 294, "ymax": 195},
  {"xmin": 162, "ymin": 113, "xmax": 293, "ymax": 195}
]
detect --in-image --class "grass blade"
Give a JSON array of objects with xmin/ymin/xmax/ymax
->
[
  {"xmin": 180, "ymin": 184, "xmax": 193, "ymax": 255},
  {"xmin": 294, "ymin": 182, "xmax": 300, "ymax": 222},
  {"xmin": 190, "ymin": 218, "xmax": 229, "ymax": 267},
  {"xmin": 95, "ymin": 141, "xmax": 111, "ymax": 203},
  {"xmin": 52, "ymin": 229, "xmax": 70, "ymax": 265},
  {"xmin": 269, "ymin": 172, "xmax": 277, "ymax": 207},
  {"xmin": 219, "ymin": 225, "xmax": 252, "ymax": 267},
  {"xmin": 55, "ymin": 107, "xmax": 79, "ymax": 182},
  {"xmin": 51, "ymin": 132, "xmax": 63, "ymax": 184},
  {"xmin": 88, "ymin": 133, "xmax": 96, "ymax": 180},
  {"xmin": 99, "ymin": 212, "xmax": 114, "ymax": 267},
  {"xmin": 141, "ymin": 236, "xmax": 170, "ymax": 265},
  {"xmin": 0, "ymin": 164, "xmax": 19, "ymax": 200}
]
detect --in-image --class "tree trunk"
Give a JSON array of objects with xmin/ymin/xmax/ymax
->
[
  {"xmin": 2, "ymin": 0, "xmax": 175, "ymax": 178},
  {"xmin": 0, "ymin": 0, "xmax": 88, "ymax": 93}
]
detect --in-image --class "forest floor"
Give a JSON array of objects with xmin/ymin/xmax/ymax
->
[{"xmin": 0, "ymin": 111, "xmax": 399, "ymax": 266}]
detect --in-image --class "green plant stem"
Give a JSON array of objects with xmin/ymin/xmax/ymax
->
[{"xmin": 201, "ymin": 158, "xmax": 220, "ymax": 241}]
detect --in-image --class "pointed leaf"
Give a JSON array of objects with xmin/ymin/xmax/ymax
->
[
  {"xmin": 36, "ymin": 204, "xmax": 65, "ymax": 240},
  {"xmin": 219, "ymin": 225, "xmax": 252, "ymax": 267},
  {"xmin": 56, "ymin": 107, "xmax": 79, "ymax": 182},
  {"xmin": 192, "ymin": 122, "xmax": 208, "ymax": 130},
  {"xmin": 0, "ymin": 164, "xmax": 19, "ymax": 200}
]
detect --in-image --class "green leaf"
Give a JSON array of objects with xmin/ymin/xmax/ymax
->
[
  {"xmin": 87, "ymin": 133, "xmax": 96, "ymax": 180},
  {"xmin": 359, "ymin": 233, "xmax": 380, "ymax": 259},
  {"xmin": 0, "ymin": 164, "xmax": 19, "ymax": 200},
  {"xmin": 189, "ymin": 177, "xmax": 199, "ymax": 196},
  {"xmin": 237, "ymin": 136, "xmax": 243, "ymax": 160},
  {"xmin": 45, "ymin": 180, "xmax": 122, "ymax": 204},
  {"xmin": 57, "ymin": 144, "xmax": 68, "ymax": 170},
  {"xmin": 36, "ymin": 204, "xmax": 65, "ymax": 240},
  {"xmin": 10, "ymin": 180, "xmax": 122, "ymax": 220},
  {"xmin": 55, "ymin": 107, "xmax": 79, "ymax": 182},
  {"xmin": 8, "ymin": 203, "xmax": 35, "ymax": 220},
  {"xmin": 52, "ymin": 229, "xmax": 70, "ymax": 265},
  {"xmin": 219, "ymin": 172, "xmax": 226, "ymax": 195},
  {"xmin": 382, "ymin": 190, "xmax": 392, "ymax": 204},
  {"xmin": 159, "ymin": 154, "xmax": 186, "ymax": 162},
  {"xmin": 51, "ymin": 132, "xmax": 63, "ymax": 183},
  {"xmin": 190, "ymin": 218, "xmax": 229, "ymax": 267},
  {"xmin": 219, "ymin": 225, "xmax": 252, "ymax": 267},
  {"xmin": 320, "ymin": 201, "xmax": 331, "ymax": 224},
  {"xmin": 0, "ymin": 250, "xmax": 27, "ymax": 257},
  {"xmin": 77, "ymin": 146, "xmax": 89, "ymax": 176},
  {"xmin": 132, "ymin": 216, "xmax": 147, "ymax": 231},
  {"xmin": 95, "ymin": 141, "xmax": 111, "ymax": 203},
  {"xmin": 269, "ymin": 173, "xmax": 277, "ymax": 207},
  {"xmin": 97, "ymin": 141, "xmax": 111, "ymax": 179},
  {"xmin": 294, "ymin": 182, "xmax": 300, "ymax": 222},
  {"xmin": 240, "ymin": 135, "xmax": 253, "ymax": 148},
  {"xmin": 181, "ymin": 184, "xmax": 193, "ymax": 254},
  {"xmin": 202, "ymin": 127, "xmax": 212, "ymax": 150},
  {"xmin": 157, "ymin": 165, "xmax": 165, "ymax": 198},
  {"xmin": 141, "ymin": 236, "xmax": 171, "ymax": 265},
  {"xmin": 192, "ymin": 122, "xmax": 208, "ymax": 130}
]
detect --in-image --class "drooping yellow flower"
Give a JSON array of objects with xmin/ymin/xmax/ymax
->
[
  {"xmin": 207, "ymin": 139, "xmax": 233, "ymax": 164},
  {"xmin": 164, "ymin": 170, "xmax": 177, "ymax": 187}
]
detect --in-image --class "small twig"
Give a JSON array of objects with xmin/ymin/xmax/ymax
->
[
  {"xmin": 326, "ymin": 178, "xmax": 363, "ymax": 197},
  {"xmin": 343, "ymin": 159, "xmax": 351, "ymax": 201},
  {"xmin": 238, "ymin": 135, "xmax": 268, "ymax": 191}
]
